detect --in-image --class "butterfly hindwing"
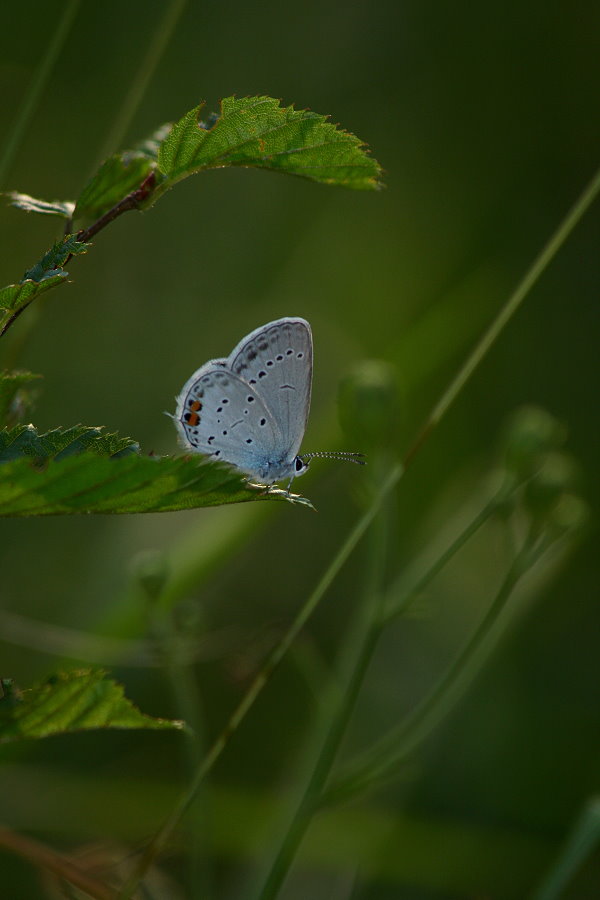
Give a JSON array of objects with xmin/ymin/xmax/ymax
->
[{"xmin": 175, "ymin": 363, "xmax": 281, "ymax": 477}]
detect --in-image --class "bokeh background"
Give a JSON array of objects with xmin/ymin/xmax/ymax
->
[{"xmin": 1, "ymin": 1, "xmax": 599, "ymax": 897}]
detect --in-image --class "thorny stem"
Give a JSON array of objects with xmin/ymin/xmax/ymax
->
[
  {"xmin": 76, "ymin": 171, "xmax": 157, "ymax": 243},
  {"xmin": 0, "ymin": 301, "xmax": 34, "ymax": 338},
  {"xmin": 1, "ymin": 171, "xmax": 158, "ymax": 339}
]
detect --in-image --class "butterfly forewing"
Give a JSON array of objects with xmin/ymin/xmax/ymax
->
[
  {"xmin": 228, "ymin": 318, "xmax": 312, "ymax": 459},
  {"xmin": 175, "ymin": 365, "xmax": 281, "ymax": 477}
]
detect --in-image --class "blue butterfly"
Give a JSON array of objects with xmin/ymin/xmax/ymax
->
[{"xmin": 174, "ymin": 317, "xmax": 364, "ymax": 491}]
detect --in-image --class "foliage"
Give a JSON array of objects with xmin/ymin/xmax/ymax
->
[
  {"xmin": 0, "ymin": 93, "xmax": 373, "ymax": 844},
  {"xmin": 154, "ymin": 95, "xmax": 382, "ymax": 197},
  {"xmin": 0, "ymin": 670, "xmax": 184, "ymax": 743},
  {"xmin": 1, "ymin": 95, "xmax": 381, "ymax": 336},
  {"xmin": 7, "ymin": 193, "xmax": 74, "ymax": 218},
  {"xmin": 0, "ymin": 236, "xmax": 88, "ymax": 336},
  {"xmin": 0, "ymin": 424, "xmax": 138, "ymax": 461},
  {"xmin": 0, "ymin": 95, "xmax": 370, "ymax": 513},
  {"xmin": 0, "ymin": 424, "xmax": 294, "ymax": 514},
  {"xmin": 0, "ymin": 17, "xmax": 597, "ymax": 898},
  {"xmin": 73, "ymin": 153, "xmax": 155, "ymax": 225}
]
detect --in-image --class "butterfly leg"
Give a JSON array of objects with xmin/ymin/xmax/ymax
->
[{"xmin": 246, "ymin": 479, "xmax": 271, "ymax": 495}]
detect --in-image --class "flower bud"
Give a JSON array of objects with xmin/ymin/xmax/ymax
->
[
  {"xmin": 524, "ymin": 451, "xmax": 579, "ymax": 519},
  {"xmin": 546, "ymin": 493, "xmax": 590, "ymax": 537},
  {"xmin": 131, "ymin": 549, "xmax": 169, "ymax": 602},
  {"xmin": 338, "ymin": 360, "xmax": 402, "ymax": 451},
  {"xmin": 502, "ymin": 406, "xmax": 566, "ymax": 480}
]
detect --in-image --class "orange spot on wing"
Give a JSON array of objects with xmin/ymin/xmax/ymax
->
[{"xmin": 188, "ymin": 412, "xmax": 200, "ymax": 426}]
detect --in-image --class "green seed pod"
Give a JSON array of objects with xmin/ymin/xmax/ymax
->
[
  {"xmin": 524, "ymin": 451, "xmax": 579, "ymax": 519},
  {"xmin": 338, "ymin": 360, "xmax": 402, "ymax": 451},
  {"xmin": 502, "ymin": 406, "xmax": 566, "ymax": 480},
  {"xmin": 546, "ymin": 493, "xmax": 590, "ymax": 536},
  {"xmin": 131, "ymin": 548, "xmax": 169, "ymax": 603}
]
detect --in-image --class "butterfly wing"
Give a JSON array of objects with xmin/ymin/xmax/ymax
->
[
  {"xmin": 227, "ymin": 317, "xmax": 312, "ymax": 460},
  {"xmin": 175, "ymin": 361, "xmax": 282, "ymax": 478}
]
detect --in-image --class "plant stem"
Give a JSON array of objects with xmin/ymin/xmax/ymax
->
[
  {"xmin": 257, "ymin": 624, "xmax": 383, "ymax": 900},
  {"xmin": 117, "ymin": 463, "xmax": 404, "ymax": 900},
  {"xmin": 0, "ymin": 1, "xmax": 81, "ymax": 190},
  {"xmin": 382, "ymin": 491, "xmax": 507, "ymax": 624},
  {"xmin": 155, "ymin": 600, "xmax": 214, "ymax": 900},
  {"xmin": 532, "ymin": 796, "xmax": 600, "ymax": 900},
  {"xmin": 94, "ymin": 0, "xmax": 187, "ymax": 166},
  {"xmin": 254, "ymin": 473, "xmax": 391, "ymax": 900},
  {"xmin": 76, "ymin": 171, "xmax": 157, "ymax": 242},
  {"xmin": 0, "ymin": 825, "xmax": 114, "ymax": 900},
  {"xmin": 243, "ymin": 163, "xmax": 600, "ymax": 891},
  {"xmin": 0, "ymin": 171, "xmax": 157, "ymax": 340},
  {"xmin": 324, "ymin": 533, "xmax": 549, "ymax": 804},
  {"xmin": 118, "ymin": 165, "xmax": 600, "ymax": 894},
  {"xmin": 253, "ymin": 488, "xmax": 500, "ymax": 897},
  {"xmin": 1, "ymin": 1, "xmax": 182, "ymax": 346},
  {"xmin": 403, "ymin": 165, "xmax": 600, "ymax": 469}
]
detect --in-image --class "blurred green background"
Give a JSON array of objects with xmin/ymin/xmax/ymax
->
[{"xmin": 1, "ymin": 0, "xmax": 599, "ymax": 897}]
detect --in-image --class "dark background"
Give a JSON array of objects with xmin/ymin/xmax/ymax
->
[{"xmin": 0, "ymin": 1, "xmax": 598, "ymax": 897}]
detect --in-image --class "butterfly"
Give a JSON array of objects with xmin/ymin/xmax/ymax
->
[{"xmin": 173, "ymin": 317, "xmax": 364, "ymax": 492}]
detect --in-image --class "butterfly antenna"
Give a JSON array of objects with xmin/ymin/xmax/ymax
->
[{"xmin": 301, "ymin": 451, "xmax": 366, "ymax": 465}]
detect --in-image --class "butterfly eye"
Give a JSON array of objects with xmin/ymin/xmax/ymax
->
[{"xmin": 295, "ymin": 456, "xmax": 308, "ymax": 473}]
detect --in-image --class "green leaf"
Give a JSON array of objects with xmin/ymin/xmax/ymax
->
[
  {"xmin": 0, "ymin": 274, "xmax": 65, "ymax": 334},
  {"xmin": 0, "ymin": 670, "xmax": 185, "ymax": 743},
  {"xmin": 21, "ymin": 233, "xmax": 89, "ymax": 282},
  {"xmin": 0, "ymin": 425, "xmax": 311, "ymax": 514},
  {"xmin": 134, "ymin": 122, "xmax": 172, "ymax": 160},
  {"xmin": 71, "ymin": 124, "xmax": 170, "ymax": 226},
  {"xmin": 0, "ymin": 453, "xmax": 281, "ymax": 515},
  {"xmin": 0, "ymin": 424, "xmax": 138, "ymax": 463},
  {"xmin": 152, "ymin": 95, "xmax": 383, "ymax": 201},
  {"xmin": 0, "ymin": 371, "xmax": 42, "ymax": 427},
  {"xmin": 6, "ymin": 192, "xmax": 75, "ymax": 218},
  {"xmin": 0, "ymin": 235, "xmax": 89, "ymax": 335},
  {"xmin": 1, "ymin": 100, "xmax": 381, "ymax": 338},
  {"xmin": 0, "ymin": 453, "xmax": 263, "ymax": 514},
  {"xmin": 73, "ymin": 152, "xmax": 155, "ymax": 225}
]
